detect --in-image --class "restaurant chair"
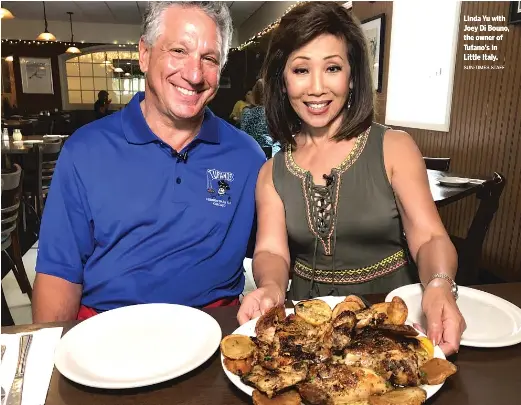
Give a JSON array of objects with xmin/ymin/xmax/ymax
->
[
  {"xmin": 452, "ymin": 172, "xmax": 506, "ymax": 286},
  {"xmin": 1, "ymin": 164, "xmax": 32, "ymax": 326},
  {"xmin": 23, "ymin": 139, "xmax": 63, "ymax": 225},
  {"xmin": 424, "ymin": 157, "xmax": 451, "ymax": 171}
]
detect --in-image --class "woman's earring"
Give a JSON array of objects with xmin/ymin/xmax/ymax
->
[{"xmin": 347, "ymin": 90, "xmax": 353, "ymax": 110}]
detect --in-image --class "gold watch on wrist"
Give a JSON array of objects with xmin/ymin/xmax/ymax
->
[{"xmin": 426, "ymin": 273, "xmax": 458, "ymax": 300}]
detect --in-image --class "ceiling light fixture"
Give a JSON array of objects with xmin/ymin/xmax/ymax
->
[
  {"xmin": 36, "ymin": 2, "xmax": 56, "ymax": 41},
  {"xmin": 0, "ymin": 7, "xmax": 15, "ymax": 19},
  {"xmin": 113, "ymin": 67, "xmax": 124, "ymax": 73},
  {"xmin": 65, "ymin": 12, "xmax": 81, "ymax": 54},
  {"xmin": 5, "ymin": 56, "xmax": 14, "ymax": 62}
]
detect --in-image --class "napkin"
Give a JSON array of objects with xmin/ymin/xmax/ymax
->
[{"xmin": 0, "ymin": 327, "xmax": 63, "ymax": 405}]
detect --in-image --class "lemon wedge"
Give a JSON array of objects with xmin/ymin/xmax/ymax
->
[{"xmin": 416, "ymin": 336, "xmax": 435, "ymax": 359}]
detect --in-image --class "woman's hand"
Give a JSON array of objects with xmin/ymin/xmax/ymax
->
[
  {"xmin": 237, "ymin": 284, "xmax": 284, "ymax": 325},
  {"xmin": 422, "ymin": 280, "xmax": 466, "ymax": 356}
]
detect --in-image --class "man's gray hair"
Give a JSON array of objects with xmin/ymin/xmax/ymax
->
[{"xmin": 142, "ymin": 1, "xmax": 233, "ymax": 68}]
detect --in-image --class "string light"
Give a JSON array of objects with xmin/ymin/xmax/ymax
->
[
  {"xmin": 230, "ymin": 2, "xmax": 306, "ymax": 52},
  {"xmin": 1, "ymin": 39, "xmax": 138, "ymax": 49}
]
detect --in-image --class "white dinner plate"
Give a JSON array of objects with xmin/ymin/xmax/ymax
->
[
  {"xmin": 55, "ymin": 303, "xmax": 222, "ymax": 389},
  {"xmin": 437, "ymin": 176, "xmax": 470, "ymax": 187},
  {"xmin": 222, "ymin": 299, "xmax": 446, "ymax": 400},
  {"xmin": 386, "ymin": 284, "xmax": 521, "ymax": 347}
]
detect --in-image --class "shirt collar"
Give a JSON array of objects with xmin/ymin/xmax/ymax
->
[{"xmin": 122, "ymin": 92, "xmax": 220, "ymax": 145}]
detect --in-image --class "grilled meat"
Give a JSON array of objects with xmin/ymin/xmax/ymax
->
[
  {"xmin": 298, "ymin": 363, "xmax": 390, "ymax": 405},
  {"xmin": 242, "ymin": 362, "xmax": 309, "ymax": 398},
  {"xmin": 256, "ymin": 305, "xmax": 287, "ymax": 344},
  {"xmin": 344, "ymin": 328, "xmax": 427, "ymax": 386},
  {"xmin": 369, "ymin": 387, "xmax": 427, "ymax": 405}
]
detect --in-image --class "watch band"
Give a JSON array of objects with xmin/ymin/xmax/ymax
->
[{"xmin": 427, "ymin": 273, "xmax": 458, "ymax": 300}]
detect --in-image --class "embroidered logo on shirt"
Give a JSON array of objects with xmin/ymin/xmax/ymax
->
[{"xmin": 206, "ymin": 169, "xmax": 234, "ymax": 207}]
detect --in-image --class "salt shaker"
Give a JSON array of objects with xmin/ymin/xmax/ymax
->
[{"xmin": 12, "ymin": 128, "xmax": 22, "ymax": 141}]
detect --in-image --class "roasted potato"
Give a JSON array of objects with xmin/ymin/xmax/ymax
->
[
  {"xmin": 387, "ymin": 296, "xmax": 408, "ymax": 325},
  {"xmin": 252, "ymin": 389, "xmax": 302, "ymax": 405},
  {"xmin": 356, "ymin": 297, "xmax": 408, "ymax": 328},
  {"xmin": 344, "ymin": 295, "xmax": 367, "ymax": 309},
  {"xmin": 223, "ymin": 356, "xmax": 253, "ymax": 376},
  {"xmin": 220, "ymin": 334, "xmax": 255, "ymax": 360},
  {"xmin": 369, "ymin": 387, "xmax": 427, "ymax": 405},
  {"xmin": 295, "ymin": 299, "xmax": 332, "ymax": 326},
  {"xmin": 420, "ymin": 358, "xmax": 457, "ymax": 385},
  {"xmin": 332, "ymin": 301, "xmax": 359, "ymax": 320}
]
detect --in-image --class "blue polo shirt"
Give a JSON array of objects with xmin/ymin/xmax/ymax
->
[{"xmin": 36, "ymin": 92, "xmax": 265, "ymax": 311}]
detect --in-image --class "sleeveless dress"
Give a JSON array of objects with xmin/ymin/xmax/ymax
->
[{"xmin": 272, "ymin": 123, "xmax": 418, "ymax": 300}]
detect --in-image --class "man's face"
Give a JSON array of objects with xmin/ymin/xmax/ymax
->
[{"xmin": 139, "ymin": 6, "xmax": 221, "ymax": 121}]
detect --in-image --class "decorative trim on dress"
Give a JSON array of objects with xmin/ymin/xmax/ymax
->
[{"xmin": 294, "ymin": 249, "xmax": 408, "ymax": 284}]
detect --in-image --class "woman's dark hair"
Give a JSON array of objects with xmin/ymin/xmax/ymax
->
[
  {"xmin": 252, "ymin": 79, "xmax": 264, "ymax": 105},
  {"xmin": 262, "ymin": 1, "xmax": 374, "ymax": 146}
]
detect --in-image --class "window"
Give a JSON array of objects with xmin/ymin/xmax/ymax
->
[
  {"xmin": 59, "ymin": 46, "xmax": 144, "ymax": 109},
  {"xmin": 385, "ymin": 2, "xmax": 461, "ymax": 131}
]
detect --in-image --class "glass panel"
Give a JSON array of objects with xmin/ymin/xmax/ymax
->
[
  {"xmin": 66, "ymin": 62, "xmax": 80, "ymax": 76},
  {"xmin": 78, "ymin": 53, "xmax": 92, "ymax": 63},
  {"xmin": 132, "ymin": 78, "xmax": 141, "ymax": 93},
  {"xmin": 120, "ymin": 92, "xmax": 133, "ymax": 105},
  {"xmin": 121, "ymin": 78, "xmax": 132, "ymax": 94},
  {"xmin": 94, "ymin": 77, "xmax": 107, "ymax": 91},
  {"xmin": 108, "ymin": 78, "xmax": 121, "ymax": 91},
  {"xmin": 91, "ymin": 52, "xmax": 106, "ymax": 63},
  {"xmin": 93, "ymin": 63, "xmax": 108, "ymax": 77},
  {"xmin": 131, "ymin": 52, "xmax": 139, "ymax": 60},
  {"xmin": 66, "ymin": 57, "xmax": 79, "ymax": 64},
  {"xmin": 109, "ymin": 90, "xmax": 122, "ymax": 104},
  {"xmin": 82, "ymin": 90, "xmax": 95, "ymax": 104},
  {"xmin": 67, "ymin": 77, "xmax": 81, "ymax": 90},
  {"xmin": 68, "ymin": 91, "xmax": 82, "ymax": 104},
  {"xmin": 139, "ymin": 78, "xmax": 145, "ymax": 92},
  {"xmin": 79, "ymin": 63, "xmax": 93, "ymax": 76},
  {"xmin": 81, "ymin": 77, "xmax": 94, "ymax": 90}
]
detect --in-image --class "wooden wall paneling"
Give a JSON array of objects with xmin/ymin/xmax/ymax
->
[{"xmin": 352, "ymin": 1, "xmax": 521, "ymax": 280}]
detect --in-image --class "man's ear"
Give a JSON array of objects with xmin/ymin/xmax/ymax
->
[{"xmin": 139, "ymin": 37, "xmax": 149, "ymax": 74}]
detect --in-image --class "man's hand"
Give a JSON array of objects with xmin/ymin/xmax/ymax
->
[
  {"xmin": 422, "ymin": 280, "xmax": 466, "ymax": 355},
  {"xmin": 237, "ymin": 284, "xmax": 284, "ymax": 325}
]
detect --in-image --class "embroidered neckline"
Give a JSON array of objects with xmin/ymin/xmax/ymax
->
[
  {"xmin": 283, "ymin": 127, "xmax": 371, "ymax": 255},
  {"xmin": 285, "ymin": 126, "xmax": 371, "ymax": 180}
]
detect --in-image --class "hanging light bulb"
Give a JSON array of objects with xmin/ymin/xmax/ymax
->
[
  {"xmin": 36, "ymin": 2, "xmax": 56, "ymax": 41},
  {"xmin": 5, "ymin": 56, "xmax": 14, "ymax": 62},
  {"xmin": 65, "ymin": 11, "xmax": 81, "ymax": 54},
  {"xmin": 0, "ymin": 8, "xmax": 15, "ymax": 19},
  {"xmin": 113, "ymin": 67, "xmax": 124, "ymax": 73}
]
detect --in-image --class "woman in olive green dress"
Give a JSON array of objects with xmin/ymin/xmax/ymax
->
[{"xmin": 238, "ymin": 2, "xmax": 466, "ymax": 356}]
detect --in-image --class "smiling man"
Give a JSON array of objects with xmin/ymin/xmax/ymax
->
[{"xmin": 32, "ymin": 1, "xmax": 265, "ymax": 322}]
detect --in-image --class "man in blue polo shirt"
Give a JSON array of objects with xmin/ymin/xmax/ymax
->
[{"xmin": 32, "ymin": 1, "xmax": 265, "ymax": 322}]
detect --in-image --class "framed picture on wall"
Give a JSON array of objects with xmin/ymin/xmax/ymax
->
[
  {"xmin": 509, "ymin": 1, "xmax": 521, "ymax": 24},
  {"xmin": 361, "ymin": 14, "xmax": 386, "ymax": 93},
  {"xmin": 19, "ymin": 57, "xmax": 54, "ymax": 94}
]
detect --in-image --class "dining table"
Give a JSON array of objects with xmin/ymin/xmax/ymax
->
[
  {"xmin": 428, "ymin": 169, "xmax": 487, "ymax": 208},
  {"xmin": 2, "ymin": 282, "xmax": 520, "ymax": 405},
  {"xmin": 1, "ymin": 135, "xmax": 67, "ymax": 155}
]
